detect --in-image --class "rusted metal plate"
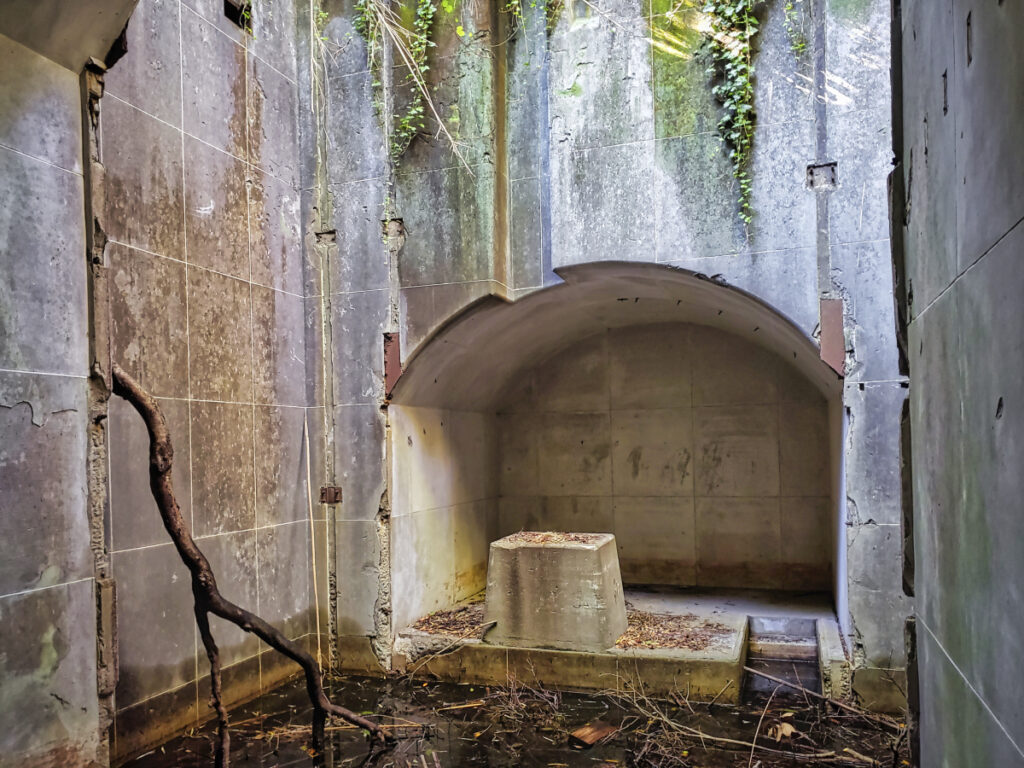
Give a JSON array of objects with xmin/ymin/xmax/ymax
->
[
  {"xmin": 819, "ymin": 298, "xmax": 845, "ymax": 376},
  {"xmin": 320, "ymin": 486, "xmax": 343, "ymax": 504},
  {"xmin": 384, "ymin": 332, "xmax": 402, "ymax": 397}
]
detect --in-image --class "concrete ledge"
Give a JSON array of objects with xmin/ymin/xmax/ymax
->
[
  {"xmin": 817, "ymin": 618, "xmax": 851, "ymax": 699},
  {"xmin": 393, "ymin": 614, "xmax": 748, "ymax": 701}
]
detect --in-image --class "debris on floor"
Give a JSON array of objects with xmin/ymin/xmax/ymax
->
[
  {"xmin": 504, "ymin": 531, "xmax": 603, "ymax": 545},
  {"xmin": 615, "ymin": 610, "xmax": 733, "ymax": 652},
  {"xmin": 413, "ymin": 602, "xmax": 486, "ymax": 637},
  {"xmin": 411, "ymin": 602, "xmax": 735, "ymax": 655},
  {"xmin": 568, "ymin": 719, "xmax": 618, "ymax": 748},
  {"xmin": 127, "ymin": 672, "xmax": 909, "ymax": 768}
]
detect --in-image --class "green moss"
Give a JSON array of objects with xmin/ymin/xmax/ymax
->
[
  {"xmin": 36, "ymin": 625, "xmax": 59, "ymax": 680},
  {"xmin": 397, "ymin": 0, "xmax": 418, "ymax": 28},
  {"xmin": 649, "ymin": 4, "xmax": 715, "ymax": 138},
  {"xmin": 559, "ymin": 80, "xmax": 583, "ymax": 97}
]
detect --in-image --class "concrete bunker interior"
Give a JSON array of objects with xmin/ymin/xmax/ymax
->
[
  {"xmin": 388, "ymin": 263, "xmax": 847, "ymax": 670},
  {"xmin": 12, "ymin": 0, "xmax": 1024, "ymax": 763}
]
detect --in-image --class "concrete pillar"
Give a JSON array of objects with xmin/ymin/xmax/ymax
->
[{"xmin": 484, "ymin": 532, "xmax": 628, "ymax": 652}]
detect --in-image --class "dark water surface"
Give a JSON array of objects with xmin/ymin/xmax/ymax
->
[{"xmin": 126, "ymin": 673, "xmax": 904, "ymax": 768}]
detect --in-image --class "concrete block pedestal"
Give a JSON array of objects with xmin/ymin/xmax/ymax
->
[{"xmin": 484, "ymin": 532, "xmax": 628, "ymax": 652}]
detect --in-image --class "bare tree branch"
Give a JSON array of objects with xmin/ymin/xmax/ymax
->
[{"xmin": 111, "ymin": 363, "xmax": 390, "ymax": 764}]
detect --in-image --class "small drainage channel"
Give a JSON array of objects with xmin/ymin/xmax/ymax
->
[{"xmin": 744, "ymin": 616, "xmax": 822, "ymax": 696}]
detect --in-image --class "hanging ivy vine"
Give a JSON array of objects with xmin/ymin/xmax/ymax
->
[
  {"xmin": 502, "ymin": 0, "xmax": 564, "ymax": 34},
  {"xmin": 348, "ymin": 0, "xmax": 787, "ymax": 213},
  {"xmin": 354, "ymin": 0, "xmax": 457, "ymax": 163},
  {"xmin": 393, "ymin": 0, "xmax": 437, "ymax": 157},
  {"xmin": 702, "ymin": 0, "xmax": 759, "ymax": 223},
  {"xmin": 783, "ymin": 0, "xmax": 808, "ymax": 55}
]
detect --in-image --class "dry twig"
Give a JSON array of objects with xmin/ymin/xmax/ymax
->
[{"xmin": 743, "ymin": 666, "xmax": 905, "ymax": 733}]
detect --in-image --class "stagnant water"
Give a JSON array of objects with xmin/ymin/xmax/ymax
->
[{"xmin": 126, "ymin": 673, "xmax": 907, "ymax": 767}]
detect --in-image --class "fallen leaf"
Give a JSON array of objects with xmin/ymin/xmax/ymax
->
[{"xmin": 767, "ymin": 722, "xmax": 800, "ymax": 741}]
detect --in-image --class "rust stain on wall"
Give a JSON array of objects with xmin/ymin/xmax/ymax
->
[
  {"xmin": 384, "ymin": 332, "xmax": 402, "ymax": 397},
  {"xmin": 820, "ymin": 298, "xmax": 845, "ymax": 376}
]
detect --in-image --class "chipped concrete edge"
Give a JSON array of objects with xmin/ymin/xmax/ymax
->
[{"xmin": 817, "ymin": 617, "xmax": 852, "ymax": 700}]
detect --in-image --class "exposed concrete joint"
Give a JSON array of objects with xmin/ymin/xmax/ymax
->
[
  {"xmin": 811, "ymin": 0, "xmax": 833, "ymax": 299},
  {"xmin": 314, "ymin": 225, "xmax": 340, "ymax": 671},
  {"xmin": 383, "ymin": 218, "xmax": 404, "ymax": 333},
  {"xmin": 371, "ymin": 479, "xmax": 393, "ymax": 671},
  {"xmin": 309, "ymin": 34, "xmax": 341, "ymax": 667},
  {"xmin": 899, "ymin": 396, "xmax": 914, "ymax": 598},
  {"xmin": 81, "ymin": 56, "xmax": 115, "ymax": 767}
]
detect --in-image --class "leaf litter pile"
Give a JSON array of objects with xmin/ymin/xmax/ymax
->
[
  {"xmin": 505, "ymin": 531, "xmax": 605, "ymax": 544},
  {"xmin": 616, "ymin": 611, "xmax": 733, "ymax": 652},
  {"xmin": 413, "ymin": 601, "xmax": 734, "ymax": 654},
  {"xmin": 128, "ymin": 671, "xmax": 910, "ymax": 768},
  {"xmin": 413, "ymin": 603, "xmax": 487, "ymax": 636}
]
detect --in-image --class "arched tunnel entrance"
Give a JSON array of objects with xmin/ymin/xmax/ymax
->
[{"xmin": 387, "ymin": 263, "xmax": 845, "ymax": 651}]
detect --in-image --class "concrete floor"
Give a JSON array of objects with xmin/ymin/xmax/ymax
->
[
  {"xmin": 394, "ymin": 586, "xmax": 842, "ymax": 701},
  {"xmin": 623, "ymin": 585, "xmax": 835, "ymax": 622}
]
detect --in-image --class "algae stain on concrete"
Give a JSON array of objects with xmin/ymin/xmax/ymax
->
[
  {"xmin": 648, "ymin": 3, "xmax": 716, "ymax": 139},
  {"xmin": 827, "ymin": 0, "xmax": 871, "ymax": 22},
  {"xmin": 558, "ymin": 80, "xmax": 583, "ymax": 97},
  {"xmin": 36, "ymin": 564, "xmax": 63, "ymax": 591},
  {"xmin": 35, "ymin": 624, "xmax": 60, "ymax": 681}
]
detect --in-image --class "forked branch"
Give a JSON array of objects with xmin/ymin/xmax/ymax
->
[{"xmin": 111, "ymin": 363, "xmax": 389, "ymax": 766}]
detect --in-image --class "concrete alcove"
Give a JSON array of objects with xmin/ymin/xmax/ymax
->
[{"xmin": 388, "ymin": 262, "xmax": 845, "ymax": 633}]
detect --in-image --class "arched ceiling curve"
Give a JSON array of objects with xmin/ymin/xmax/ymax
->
[
  {"xmin": 0, "ymin": 0, "xmax": 138, "ymax": 72},
  {"xmin": 391, "ymin": 262, "xmax": 842, "ymax": 410}
]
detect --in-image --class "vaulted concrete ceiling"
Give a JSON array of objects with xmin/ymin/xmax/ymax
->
[
  {"xmin": 0, "ymin": 0, "xmax": 138, "ymax": 72},
  {"xmin": 392, "ymin": 262, "xmax": 842, "ymax": 410}
]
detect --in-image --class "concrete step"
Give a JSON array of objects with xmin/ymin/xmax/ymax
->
[
  {"xmin": 745, "ymin": 616, "xmax": 822, "ymax": 694},
  {"xmin": 747, "ymin": 616, "xmax": 819, "ymax": 661}
]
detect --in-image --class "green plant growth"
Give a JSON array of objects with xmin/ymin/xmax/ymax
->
[
  {"xmin": 354, "ymin": 0, "xmax": 463, "ymax": 163},
  {"xmin": 392, "ymin": 0, "xmax": 437, "ymax": 157},
  {"xmin": 783, "ymin": 0, "xmax": 808, "ymax": 55},
  {"xmin": 440, "ymin": 0, "xmax": 467, "ymax": 37},
  {"xmin": 501, "ymin": 0, "xmax": 564, "ymax": 35},
  {"xmin": 315, "ymin": 5, "xmax": 330, "ymax": 37},
  {"xmin": 702, "ymin": 0, "xmax": 760, "ymax": 223}
]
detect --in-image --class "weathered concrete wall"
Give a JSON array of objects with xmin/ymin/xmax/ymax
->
[
  {"xmin": 0, "ymin": 32, "xmax": 100, "ymax": 767},
  {"xmin": 497, "ymin": 323, "xmax": 833, "ymax": 590},
  {"xmin": 0, "ymin": 0, "xmax": 915, "ymax": 760},
  {"xmin": 897, "ymin": 0, "xmax": 1024, "ymax": 762},
  {"xmin": 319, "ymin": 0, "xmax": 907, "ymax": 704},
  {"xmin": 97, "ymin": 0, "xmax": 320, "ymax": 759},
  {"xmin": 389, "ymin": 406, "xmax": 498, "ymax": 630}
]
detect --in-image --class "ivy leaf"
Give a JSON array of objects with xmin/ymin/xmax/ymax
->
[{"xmin": 456, "ymin": 23, "xmax": 466, "ymax": 36}]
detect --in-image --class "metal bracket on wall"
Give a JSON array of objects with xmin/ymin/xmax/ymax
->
[
  {"xmin": 807, "ymin": 161, "xmax": 838, "ymax": 190},
  {"xmin": 320, "ymin": 486, "xmax": 343, "ymax": 504}
]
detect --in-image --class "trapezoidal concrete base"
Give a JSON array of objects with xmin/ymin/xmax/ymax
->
[{"xmin": 483, "ymin": 532, "xmax": 628, "ymax": 652}]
